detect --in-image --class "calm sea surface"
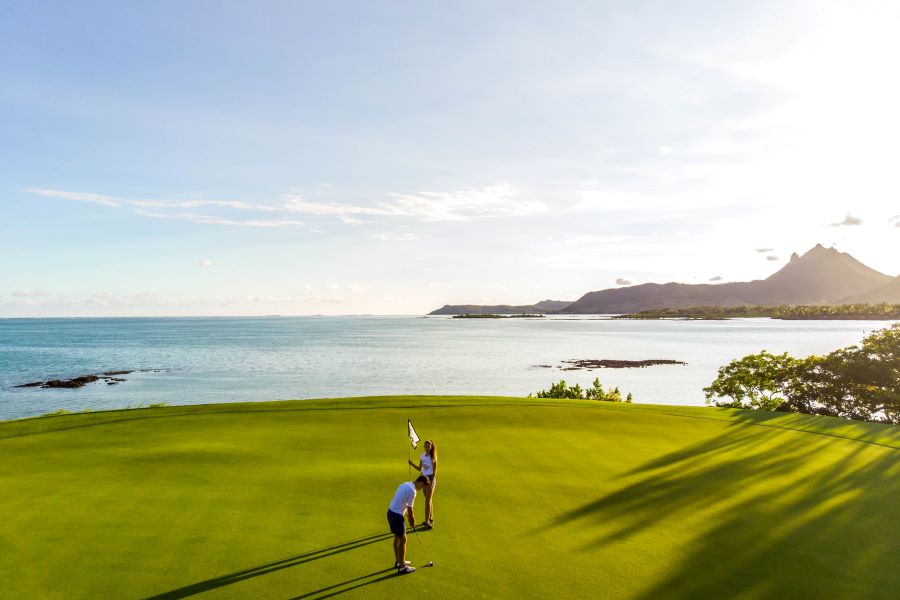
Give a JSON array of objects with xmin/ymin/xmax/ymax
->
[{"xmin": 0, "ymin": 316, "xmax": 890, "ymax": 420}]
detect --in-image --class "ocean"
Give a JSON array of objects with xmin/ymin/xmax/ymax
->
[{"xmin": 0, "ymin": 315, "xmax": 889, "ymax": 420}]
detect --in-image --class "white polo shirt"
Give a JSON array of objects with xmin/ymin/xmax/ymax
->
[{"xmin": 388, "ymin": 482, "xmax": 417, "ymax": 514}]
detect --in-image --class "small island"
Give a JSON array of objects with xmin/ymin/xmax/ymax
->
[
  {"xmin": 535, "ymin": 359, "xmax": 687, "ymax": 370},
  {"xmin": 452, "ymin": 313, "xmax": 545, "ymax": 319}
]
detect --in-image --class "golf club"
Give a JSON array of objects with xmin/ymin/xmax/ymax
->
[{"xmin": 411, "ymin": 524, "xmax": 434, "ymax": 567}]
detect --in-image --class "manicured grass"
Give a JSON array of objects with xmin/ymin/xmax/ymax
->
[{"xmin": 1, "ymin": 397, "xmax": 898, "ymax": 599}]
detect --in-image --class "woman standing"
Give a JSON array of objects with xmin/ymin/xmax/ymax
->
[{"xmin": 408, "ymin": 439, "xmax": 438, "ymax": 529}]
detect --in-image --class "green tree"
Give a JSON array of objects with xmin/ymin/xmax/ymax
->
[
  {"xmin": 584, "ymin": 378, "xmax": 631, "ymax": 402},
  {"xmin": 784, "ymin": 324, "xmax": 899, "ymax": 423},
  {"xmin": 703, "ymin": 351, "xmax": 798, "ymax": 411},
  {"xmin": 705, "ymin": 324, "xmax": 899, "ymax": 424},
  {"xmin": 534, "ymin": 380, "xmax": 583, "ymax": 399}
]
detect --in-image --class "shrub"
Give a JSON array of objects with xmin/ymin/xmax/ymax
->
[
  {"xmin": 533, "ymin": 378, "xmax": 633, "ymax": 403},
  {"xmin": 41, "ymin": 409, "xmax": 73, "ymax": 417}
]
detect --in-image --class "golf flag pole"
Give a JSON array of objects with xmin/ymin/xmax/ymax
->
[{"xmin": 408, "ymin": 419, "xmax": 420, "ymax": 480}]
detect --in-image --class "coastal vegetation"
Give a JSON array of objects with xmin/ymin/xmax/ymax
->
[
  {"xmin": 532, "ymin": 378, "xmax": 633, "ymax": 402},
  {"xmin": 2, "ymin": 396, "xmax": 898, "ymax": 598},
  {"xmin": 451, "ymin": 313, "xmax": 545, "ymax": 319},
  {"xmin": 615, "ymin": 303, "xmax": 900, "ymax": 320},
  {"xmin": 705, "ymin": 324, "xmax": 899, "ymax": 424}
]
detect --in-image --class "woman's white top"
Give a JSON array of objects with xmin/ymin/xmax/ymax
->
[{"xmin": 421, "ymin": 453, "xmax": 435, "ymax": 476}]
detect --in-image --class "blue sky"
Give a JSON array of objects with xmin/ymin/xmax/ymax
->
[{"xmin": 2, "ymin": 1, "xmax": 898, "ymax": 316}]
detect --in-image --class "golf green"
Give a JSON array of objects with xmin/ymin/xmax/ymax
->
[{"xmin": 1, "ymin": 397, "xmax": 898, "ymax": 599}]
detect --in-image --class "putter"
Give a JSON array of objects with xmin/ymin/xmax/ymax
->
[{"xmin": 411, "ymin": 523, "xmax": 434, "ymax": 567}]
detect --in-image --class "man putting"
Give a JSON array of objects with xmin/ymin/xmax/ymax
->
[{"xmin": 387, "ymin": 474, "xmax": 428, "ymax": 574}]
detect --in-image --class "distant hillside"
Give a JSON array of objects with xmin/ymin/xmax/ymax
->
[
  {"xmin": 429, "ymin": 299, "xmax": 571, "ymax": 315},
  {"xmin": 428, "ymin": 245, "xmax": 897, "ymax": 316},
  {"xmin": 563, "ymin": 245, "xmax": 895, "ymax": 313},
  {"xmin": 839, "ymin": 276, "xmax": 900, "ymax": 304}
]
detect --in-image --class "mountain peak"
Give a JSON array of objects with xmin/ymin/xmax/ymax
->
[
  {"xmin": 559, "ymin": 245, "xmax": 894, "ymax": 313},
  {"xmin": 762, "ymin": 245, "xmax": 891, "ymax": 302},
  {"xmin": 804, "ymin": 243, "xmax": 836, "ymax": 257}
]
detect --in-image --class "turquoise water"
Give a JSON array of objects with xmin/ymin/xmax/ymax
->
[{"xmin": 0, "ymin": 315, "xmax": 889, "ymax": 420}]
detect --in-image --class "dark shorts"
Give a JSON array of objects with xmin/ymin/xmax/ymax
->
[{"xmin": 387, "ymin": 509, "xmax": 406, "ymax": 537}]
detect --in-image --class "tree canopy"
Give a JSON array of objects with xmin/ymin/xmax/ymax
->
[{"xmin": 704, "ymin": 324, "xmax": 899, "ymax": 424}]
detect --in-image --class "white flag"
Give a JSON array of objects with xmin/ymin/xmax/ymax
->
[{"xmin": 408, "ymin": 419, "xmax": 420, "ymax": 449}]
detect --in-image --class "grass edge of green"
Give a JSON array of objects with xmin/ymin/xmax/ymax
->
[{"xmin": 1, "ymin": 395, "xmax": 897, "ymax": 448}]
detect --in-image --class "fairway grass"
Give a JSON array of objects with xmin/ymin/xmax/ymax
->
[{"xmin": 1, "ymin": 397, "xmax": 898, "ymax": 599}]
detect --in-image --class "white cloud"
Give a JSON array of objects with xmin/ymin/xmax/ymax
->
[
  {"xmin": 755, "ymin": 247, "xmax": 774, "ymax": 253},
  {"xmin": 375, "ymin": 232, "xmax": 420, "ymax": 241},
  {"xmin": 615, "ymin": 277, "xmax": 632, "ymax": 285},
  {"xmin": 131, "ymin": 199, "xmax": 283, "ymax": 212},
  {"xmin": 5, "ymin": 290, "xmax": 175, "ymax": 308},
  {"xmin": 243, "ymin": 294, "xmax": 348, "ymax": 305},
  {"xmin": 831, "ymin": 213, "xmax": 863, "ymax": 227},
  {"xmin": 198, "ymin": 259, "xmax": 214, "ymax": 268},
  {"xmin": 302, "ymin": 183, "xmax": 547, "ymax": 223},
  {"xmin": 281, "ymin": 195, "xmax": 386, "ymax": 217},
  {"xmin": 570, "ymin": 187, "xmax": 727, "ymax": 214},
  {"xmin": 572, "ymin": 190, "xmax": 648, "ymax": 212},
  {"xmin": 657, "ymin": 145, "xmax": 674, "ymax": 156},
  {"xmin": 27, "ymin": 188, "xmax": 119, "ymax": 207},
  {"xmin": 766, "ymin": 255, "xmax": 779, "ymax": 261},
  {"xmin": 135, "ymin": 210, "xmax": 305, "ymax": 228},
  {"xmin": 26, "ymin": 184, "xmax": 539, "ymax": 227},
  {"xmin": 379, "ymin": 183, "xmax": 545, "ymax": 222},
  {"xmin": 561, "ymin": 235, "xmax": 637, "ymax": 245},
  {"xmin": 11, "ymin": 289, "xmax": 50, "ymax": 298}
]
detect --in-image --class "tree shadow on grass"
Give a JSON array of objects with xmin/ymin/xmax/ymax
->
[
  {"xmin": 144, "ymin": 531, "xmax": 395, "ymax": 600},
  {"xmin": 551, "ymin": 421, "xmax": 900, "ymax": 599},
  {"xmin": 725, "ymin": 409, "xmax": 900, "ymax": 448}
]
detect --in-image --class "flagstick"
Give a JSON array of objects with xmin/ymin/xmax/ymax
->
[{"xmin": 408, "ymin": 444, "xmax": 411, "ymax": 481}]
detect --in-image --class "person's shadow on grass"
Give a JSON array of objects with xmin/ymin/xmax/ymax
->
[
  {"xmin": 144, "ymin": 531, "xmax": 397, "ymax": 600},
  {"xmin": 287, "ymin": 568, "xmax": 400, "ymax": 599}
]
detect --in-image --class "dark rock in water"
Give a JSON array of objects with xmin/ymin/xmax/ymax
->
[
  {"xmin": 562, "ymin": 359, "xmax": 686, "ymax": 369},
  {"xmin": 13, "ymin": 370, "xmax": 153, "ymax": 389},
  {"xmin": 43, "ymin": 375, "xmax": 101, "ymax": 388}
]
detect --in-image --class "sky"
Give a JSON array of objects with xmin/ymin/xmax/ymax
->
[{"xmin": 1, "ymin": 0, "xmax": 898, "ymax": 317}]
